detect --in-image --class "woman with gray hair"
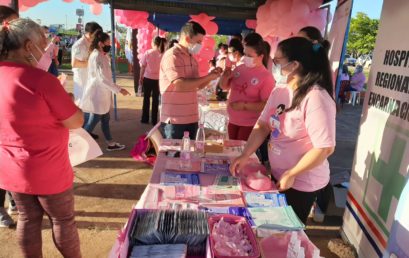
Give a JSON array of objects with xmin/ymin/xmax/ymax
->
[{"xmin": 0, "ymin": 18, "xmax": 83, "ymax": 258}]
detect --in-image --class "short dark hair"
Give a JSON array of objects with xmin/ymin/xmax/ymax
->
[
  {"xmin": 244, "ymin": 32, "xmax": 270, "ymax": 68},
  {"xmin": 0, "ymin": 6, "xmax": 18, "ymax": 23},
  {"xmin": 228, "ymin": 38, "xmax": 244, "ymax": 55},
  {"xmin": 85, "ymin": 22, "xmax": 102, "ymax": 34},
  {"xmin": 180, "ymin": 21, "xmax": 206, "ymax": 38}
]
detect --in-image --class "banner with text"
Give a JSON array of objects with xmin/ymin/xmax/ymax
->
[{"xmin": 342, "ymin": 0, "xmax": 409, "ymax": 257}]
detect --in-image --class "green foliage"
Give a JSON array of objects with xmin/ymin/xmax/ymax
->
[
  {"xmin": 347, "ymin": 12, "xmax": 379, "ymax": 57},
  {"xmin": 214, "ymin": 35, "xmax": 229, "ymax": 48}
]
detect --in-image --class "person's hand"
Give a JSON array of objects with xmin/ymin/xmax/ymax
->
[
  {"xmin": 208, "ymin": 69, "xmax": 222, "ymax": 80},
  {"xmin": 230, "ymin": 154, "xmax": 250, "ymax": 176},
  {"xmin": 230, "ymin": 101, "xmax": 245, "ymax": 111},
  {"xmin": 222, "ymin": 67, "xmax": 233, "ymax": 80},
  {"xmin": 276, "ymin": 171, "xmax": 296, "ymax": 191},
  {"xmin": 139, "ymin": 77, "xmax": 144, "ymax": 86},
  {"xmin": 120, "ymin": 88, "xmax": 131, "ymax": 96}
]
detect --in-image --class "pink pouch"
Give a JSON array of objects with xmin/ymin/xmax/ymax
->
[
  {"xmin": 208, "ymin": 214, "xmax": 260, "ymax": 258},
  {"xmin": 239, "ymin": 163, "xmax": 277, "ymax": 192},
  {"xmin": 130, "ymin": 134, "xmax": 156, "ymax": 166}
]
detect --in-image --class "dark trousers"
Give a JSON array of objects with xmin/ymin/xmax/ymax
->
[
  {"xmin": 160, "ymin": 122, "xmax": 198, "ymax": 140},
  {"xmin": 141, "ymin": 78, "xmax": 160, "ymax": 124},
  {"xmin": 48, "ymin": 60, "xmax": 59, "ymax": 77},
  {"xmin": 227, "ymin": 123, "xmax": 253, "ymax": 141},
  {"xmin": 0, "ymin": 188, "xmax": 15, "ymax": 208},
  {"xmin": 280, "ymin": 187, "xmax": 320, "ymax": 224},
  {"xmin": 11, "ymin": 188, "xmax": 81, "ymax": 258}
]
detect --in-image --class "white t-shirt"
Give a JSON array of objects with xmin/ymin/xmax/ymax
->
[{"xmin": 71, "ymin": 36, "xmax": 90, "ymax": 103}]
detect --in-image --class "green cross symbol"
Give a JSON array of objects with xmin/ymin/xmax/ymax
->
[{"xmin": 371, "ymin": 136, "xmax": 407, "ymax": 222}]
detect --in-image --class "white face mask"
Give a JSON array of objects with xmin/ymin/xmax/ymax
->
[
  {"xmin": 188, "ymin": 43, "xmax": 202, "ymax": 55},
  {"xmin": 272, "ymin": 62, "xmax": 292, "ymax": 84},
  {"xmin": 243, "ymin": 56, "xmax": 256, "ymax": 68},
  {"xmin": 228, "ymin": 53, "xmax": 236, "ymax": 63}
]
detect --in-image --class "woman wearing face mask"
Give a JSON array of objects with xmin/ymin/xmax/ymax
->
[
  {"xmin": 220, "ymin": 32, "xmax": 275, "ymax": 141},
  {"xmin": 227, "ymin": 38, "xmax": 244, "ymax": 69},
  {"xmin": 0, "ymin": 19, "xmax": 83, "ymax": 257},
  {"xmin": 80, "ymin": 31, "xmax": 131, "ymax": 151},
  {"xmin": 139, "ymin": 36, "xmax": 166, "ymax": 125},
  {"xmin": 230, "ymin": 37, "xmax": 336, "ymax": 224}
]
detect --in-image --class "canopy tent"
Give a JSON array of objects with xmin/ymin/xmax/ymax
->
[{"xmin": 148, "ymin": 13, "xmax": 248, "ymax": 35}]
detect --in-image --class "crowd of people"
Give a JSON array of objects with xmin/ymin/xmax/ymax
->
[{"xmin": 1, "ymin": 4, "xmax": 342, "ymax": 256}]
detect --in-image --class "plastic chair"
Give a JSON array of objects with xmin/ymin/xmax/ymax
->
[{"xmin": 349, "ymin": 91, "xmax": 361, "ymax": 106}]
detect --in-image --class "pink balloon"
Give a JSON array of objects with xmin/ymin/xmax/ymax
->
[
  {"xmin": 90, "ymin": 3, "xmax": 103, "ymax": 16},
  {"xmin": 202, "ymin": 36, "xmax": 215, "ymax": 48},
  {"xmin": 290, "ymin": 1, "xmax": 310, "ymax": 21},
  {"xmin": 305, "ymin": 0, "xmax": 322, "ymax": 11},
  {"xmin": 0, "ymin": 0, "xmax": 11, "ymax": 5},
  {"xmin": 203, "ymin": 22, "xmax": 218, "ymax": 35},
  {"xmin": 246, "ymin": 19, "xmax": 257, "ymax": 29}
]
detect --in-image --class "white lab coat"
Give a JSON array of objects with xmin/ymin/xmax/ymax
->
[
  {"xmin": 71, "ymin": 36, "xmax": 90, "ymax": 104},
  {"xmin": 79, "ymin": 49, "xmax": 121, "ymax": 115}
]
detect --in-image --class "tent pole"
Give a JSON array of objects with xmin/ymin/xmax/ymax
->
[
  {"xmin": 324, "ymin": 5, "xmax": 331, "ymax": 39},
  {"xmin": 10, "ymin": 0, "xmax": 19, "ymax": 12},
  {"xmin": 110, "ymin": 0, "xmax": 118, "ymax": 121},
  {"xmin": 132, "ymin": 29, "xmax": 141, "ymax": 95}
]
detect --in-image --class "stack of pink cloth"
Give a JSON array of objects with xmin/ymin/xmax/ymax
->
[{"xmin": 211, "ymin": 218, "xmax": 253, "ymax": 256}]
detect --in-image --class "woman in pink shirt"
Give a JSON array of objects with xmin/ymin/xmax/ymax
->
[
  {"xmin": 140, "ymin": 36, "xmax": 166, "ymax": 125},
  {"xmin": 220, "ymin": 33, "xmax": 275, "ymax": 141},
  {"xmin": 231, "ymin": 37, "xmax": 336, "ymax": 224},
  {"xmin": 0, "ymin": 19, "xmax": 83, "ymax": 257}
]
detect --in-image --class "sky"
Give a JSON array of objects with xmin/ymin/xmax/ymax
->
[{"xmin": 20, "ymin": 0, "xmax": 384, "ymax": 31}]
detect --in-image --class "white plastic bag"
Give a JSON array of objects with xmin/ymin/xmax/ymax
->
[{"xmin": 68, "ymin": 128, "xmax": 103, "ymax": 166}]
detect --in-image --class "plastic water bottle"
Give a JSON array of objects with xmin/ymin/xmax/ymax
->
[
  {"xmin": 180, "ymin": 131, "xmax": 192, "ymax": 169},
  {"xmin": 195, "ymin": 123, "xmax": 206, "ymax": 157}
]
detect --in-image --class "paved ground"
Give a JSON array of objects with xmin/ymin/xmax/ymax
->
[{"xmin": 0, "ymin": 74, "xmax": 363, "ymax": 258}]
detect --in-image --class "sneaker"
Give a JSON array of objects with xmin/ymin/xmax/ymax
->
[
  {"xmin": 8, "ymin": 205, "xmax": 18, "ymax": 215},
  {"xmin": 0, "ymin": 208, "xmax": 16, "ymax": 228},
  {"xmin": 106, "ymin": 143, "xmax": 125, "ymax": 152},
  {"xmin": 313, "ymin": 204, "xmax": 325, "ymax": 223},
  {"xmin": 90, "ymin": 133, "xmax": 99, "ymax": 140}
]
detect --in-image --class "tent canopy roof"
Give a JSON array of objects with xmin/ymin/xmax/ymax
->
[{"xmin": 103, "ymin": 0, "xmax": 333, "ymax": 34}]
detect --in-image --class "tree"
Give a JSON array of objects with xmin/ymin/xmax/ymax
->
[{"xmin": 347, "ymin": 12, "xmax": 379, "ymax": 57}]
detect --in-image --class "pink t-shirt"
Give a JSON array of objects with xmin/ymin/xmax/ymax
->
[
  {"xmin": 160, "ymin": 44, "xmax": 199, "ymax": 124},
  {"xmin": 259, "ymin": 84, "xmax": 336, "ymax": 192},
  {"xmin": 228, "ymin": 64, "xmax": 275, "ymax": 126},
  {"xmin": 141, "ymin": 48, "xmax": 163, "ymax": 80},
  {"xmin": 0, "ymin": 62, "xmax": 78, "ymax": 195}
]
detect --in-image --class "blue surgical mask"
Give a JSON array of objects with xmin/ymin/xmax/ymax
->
[{"xmin": 272, "ymin": 62, "xmax": 291, "ymax": 84}]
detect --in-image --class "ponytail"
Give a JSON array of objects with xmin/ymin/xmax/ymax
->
[
  {"xmin": 154, "ymin": 36, "xmax": 166, "ymax": 54},
  {"xmin": 299, "ymin": 26, "xmax": 331, "ymax": 54},
  {"xmin": 262, "ymin": 41, "xmax": 271, "ymax": 68},
  {"xmin": 0, "ymin": 19, "xmax": 43, "ymax": 60},
  {"xmin": 90, "ymin": 30, "xmax": 108, "ymax": 52},
  {"xmin": 278, "ymin": 37, "xmax": 333, "ymax": 112}
]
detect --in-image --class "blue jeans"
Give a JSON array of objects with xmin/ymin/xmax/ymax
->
[
  {"xmin": 160, "ymin": 122, "xmax": 198, "ymax": 140},
  {"xmin": 83, "ymin": 112, "xmax": 113, "ymax": 141}
]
